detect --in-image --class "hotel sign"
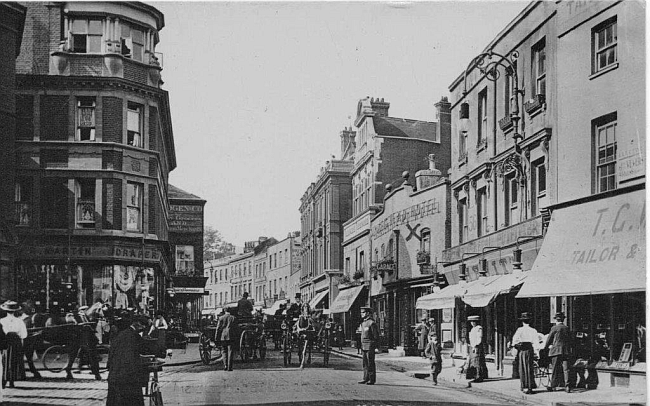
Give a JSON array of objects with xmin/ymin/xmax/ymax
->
[{"xmin": 169, "ymin": 204, "xmax": 203, "ymax": 233}]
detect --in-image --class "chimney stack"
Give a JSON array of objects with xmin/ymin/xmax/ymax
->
[
  {"xmin": 415, "ymin": 154, "xmax": 443, "ymax": 190},
  {"xmin": 370, "ymin": 97, "xmax": 390, "ymax": 117}
]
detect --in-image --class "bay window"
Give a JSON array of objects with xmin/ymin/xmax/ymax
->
[
  {"xmin": 70, "ymin": 19, "xmax": 103, "ymax": 53},
  {"xmin": 76, "ymin": 97, "xmax": 96, "ymax": 141},
  {"xmin": 127, "ymin": 102, "xmax": 143, "ymax": 147},
  {"xmin": 126, "ymin": 182, "xmax": 143, "ymax": 231}
]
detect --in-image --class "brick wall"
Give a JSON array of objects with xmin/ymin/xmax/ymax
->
[
  {"xmin": 102, "ymin": 96, "xmax": 123, "ymax": 143},
  {"xmin": 16, "ymin": 95, "xmax": 33, "ymax": 140},
  {"xmin": 148, "ymin": 157, "xmax": 158, "ymax": 177},
  {"xmin": 148, "ymin": 184, "xmax": 157, "ymax": 234},
  {"xmin": 16, "ymin": 3, "xmax": 61, "ymax": 75},
  {"xmin": 40, "ymin": 95, "xmax": 68, "ymax": 140},
  {"xmin": 149, "ymin": 106, "xmax": 158, "ymax": 151}
]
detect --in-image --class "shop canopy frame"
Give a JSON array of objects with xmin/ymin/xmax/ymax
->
[
  {"xmin": 309, "ymin": 289, "xmax": 329, "ymax": 310},
  {"xmin": 329, "ymin": 285, "xmax": 364, "ymax": 313}
]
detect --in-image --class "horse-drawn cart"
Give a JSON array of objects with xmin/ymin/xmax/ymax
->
[{"xmin": 197, "ymin": 316, "xmax": 267, "ymax": 365}]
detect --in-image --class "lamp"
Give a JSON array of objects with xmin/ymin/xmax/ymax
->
[
  {"xmin": 512, "ymin": 235, "xmax": 542, "ymax": 272},
  {"xmin": 459, "ymin": 252, "xmax": 481, "ymax": 283},
  {"xmin": 480, "ymin": 246, "xmax": 501, "ymax": 277},
  {"xmin": 459, "ymin": 50, "xmax": 523, "ymax": 144}
]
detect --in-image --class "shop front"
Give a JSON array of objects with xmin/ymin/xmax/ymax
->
[
  {"xmin": 330, "ymin": 284, "xmax": 367, "ymax": 344},
  {"xmin": 169, "ymin": 275, "xmax": 208, "ymax": 333},
  {"xmin": 517, "ymin": 186, "xmax": 645, "ymax": 388},
  {"xmin": 15, "ymin": 240, "xmax": 169, "ymax": 314}
]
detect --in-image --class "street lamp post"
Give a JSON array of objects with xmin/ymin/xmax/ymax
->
[{"xmin": 459, "ymin": 49, "xmax": 524, "ymax": 145}]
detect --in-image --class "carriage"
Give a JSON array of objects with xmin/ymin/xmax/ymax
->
[
  {"xmin": 198, "ymin": 315, "xmax": 267, "ymax": 365},
  {"xmin": 279, "ymin": 313, "xmax": 332, "ymax": 368}
]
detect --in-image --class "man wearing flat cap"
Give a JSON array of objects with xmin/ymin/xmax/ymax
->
[
  {"xmin": 544, "ymin": 312, "xmax": 572, "ymax": 393},
  {"xmin": 358, "ymin": 306, "xmax": 379, "ymax": 385}
]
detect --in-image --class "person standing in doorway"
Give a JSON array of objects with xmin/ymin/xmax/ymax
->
[
  {"xmin": 149, "ymin": 310, "xmax": 169, "ymax": 358},
  {"xmin": 415, "ymin": 317, "xmax": 430, "ymax": 358},
  {"xmin": 466, "ymin": 315, "xmax": 488, "ymax": 385},
  {"xmin": 357, "ymin": 306, "xmax": 379, "ymax": 385},
  {"xmin": 512, "ymin": 312, "xmax": 538, "ymax": 394},
  {"xmin": 544, "ymin": 312, "xmax": 572, "ymax": 393},
  {"xmin": 215, "ymin": 307, "xmax": 237, "ymax": 371}
]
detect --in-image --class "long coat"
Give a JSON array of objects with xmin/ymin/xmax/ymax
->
[
  {"xmin": 360, "ymin": 317, "xmax": 379, "ymax": 351},
  {"xmin": 415, "ymin": 322, "xmax": 430, "ymax": 351},
  {"xmin": 107, "ymin": 327, "xmax": 145, "ymax": 406},
  {"xmin": 215, "ymin": 313, "xmax": 237, "ymax": 343}
]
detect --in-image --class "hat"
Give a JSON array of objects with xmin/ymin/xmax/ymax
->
[
  {"xmin": 518, "ymin": 312, "xmax": 532, "ymax": 321},
  {"xmin": 295, "ymin": 293, "xmax": 302, "ymax": 299},
  {"xmin": 0, "ymin": 301, "xmax": 20, "ymax": 312},
  {"xmin": 554, "ymin": 312, "xmax": 565, "ymax": 321},
  {"xmin": 428, "ymin": 318, "xmax": 435, "ymax": 323},
  {"xmin": 361, "ymin": 306, "xmax": 373, "ymax": 313},
  {"xmin": 467, "ymin": 315, "xmax": 480, "ymax": 322},
  {"xmin": 78, "ymin": 305, "xmax": 89, "ymax": 313}
]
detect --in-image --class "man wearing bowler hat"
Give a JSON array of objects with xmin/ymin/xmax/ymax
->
[
  {"xmin": 358, "ymin": 306, "xmax": 379, "ymax": 385},
  {"xmin": 544, "ymin": 312, "xmax": 572, "ymax": 392}
]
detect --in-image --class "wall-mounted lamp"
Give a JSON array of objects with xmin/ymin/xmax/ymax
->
[
  {"xmin": 433, "ymin": 261, "xmax": 452, "ymax": 291},
  {"xmin": 480, "ymin": 247, "xmax": 501, "ymax": 277},
  {"xmin": 459, "ymin": 252, "xmax": 481, "ymax": 283},
  {"xmin": 512, "ymin": 235, "xmax": 542, "ymax": 272}
]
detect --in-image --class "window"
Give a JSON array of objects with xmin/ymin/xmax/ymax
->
[
  {"xmin": 478, "ymin": 88, "xmax": 488, "ymax": 144},
  {"xmin": 14, "ymin": 178, "xmax": 32, "ymax": 226},
  {"xmin": 593, "ymin": 17, "xmax": 617, "ymax": 73},
  {"xmin": 127, "ymin": 103, "xmax": 143, "ymax": 147},
  {"xmin": 387, "ymin": 240, "xmax": 394, "ymax": 261},
  {"xmin": 477, "ymin": 188, "xmax": 487, "ymax": 237},
  {"xmin": 504, "ymin": 69, "xmax": 512, "ymax": 117},
  {"xmin": 274, "ymin": 253, "xmax": 277, "ymax": 268},
  {"xmin": 345, "ymin": 258, "xmax": 350, "ymax": 274},
  {"xmin": 532, "ymin": 38, "xmax": 546, "ymax": 96},
  {"xmin": 420, "ymin": 228, "xmax": 431, "ymax": 253},
  {"xmin": 595, "ymin": 115, "xmax": 617, "ymax": 193},
  {"xmin": 359, "ymin": 251, "xmax": 365, "ymax": 272},
  {"xmin": 459, "ymin": 131, "xmax": 467, "ymax": 160},
  {"xmin": 76, "ymin": 97, "xmax": 96, "ymax": 141},
  {"xmin": 71, "ymin": 19, "xmax": 103, "ymax": 53},
  {"xmin": 505, "ymin": 175, "xmax": 518, "ymax": 226},
  {"xmin": 75, "ymin": 179, "xmax": 95, "ymax": 228},
  {"xmin": 121, "ymin": 23, "xmax": 145, "ymax": 62},
  {"xmin": 459, "ymin": 198, "xmax": 468, "ymax": 243},
  {"xmin": 285, "ymin": 249, "xmax": 289, "ymax": 264},
  {"xmin": 531, "ymin": 161, "xmax": 547, "ymax": 216},
  {"xmin": 41, "ymin": 178, "xmax": 68, "ymax": 229},
  {"xmin": 126, "ymin": 182, "xmax": 143, "ymax": 231}
]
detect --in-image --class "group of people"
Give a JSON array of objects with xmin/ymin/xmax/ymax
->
[{"xmin": 414, "ymin": 316, "xmax": 443, "ymax": 384}]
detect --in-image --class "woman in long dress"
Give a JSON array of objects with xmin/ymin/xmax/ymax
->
[
  {"xmin": 0, "ymin": 301, "xmax": 27, "ymax": 388},
  {"xmin": 512, "ymin": 312, "xmax": 538, "ymax": 394},
  {"xmin": 149, "ymin": 310, "xmax": 169, "ymax": 358},
  {"xmin": 466, "ymin": 315, "xmax": 488, "ymax": 383}
]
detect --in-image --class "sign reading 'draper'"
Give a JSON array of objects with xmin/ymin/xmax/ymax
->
[{"xmin": 169, "ymin": 204, "xmax": 203, "ymax": 233}]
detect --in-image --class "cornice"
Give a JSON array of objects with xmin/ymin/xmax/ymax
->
[{"xmin": 16, "ymin": 74, "xmax": 166, "ymax": 99}]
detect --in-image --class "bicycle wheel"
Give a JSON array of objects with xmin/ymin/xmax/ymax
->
[
  {"xmin": 150, "ymin": 381, "xmax": 164, "ymax": 406},
  {"xmin": 282, "ymin": 333, "xmax": 291, "ymax": 367},
  {"xmin": 538, "ymin": 365, "xmax": 551, "ymax": 388},
  {"xmin": 42, "ymin": 345, "xmax": 70, "ymax": 373}
]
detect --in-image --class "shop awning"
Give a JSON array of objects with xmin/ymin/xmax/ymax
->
[
  {"xmin": 263, "ymin": 299, "xmax": 289, "ymax": 315},
  {"xmin": 517, "ymin": 189, "xmax": 645, "ymax": 298},
  {"xmin": 330, "ymin": 285, "xmax": 364, "ymax": 313},
  {"xmin": 309, "ymin": 289, "xmax": 329, "ymax": 309},
  {"xmin": 461, "ymin": 273, "xmax": 527, "ymax": 307},
  {"xmin": 416, "ymin": 279, "xmax": 482, "ymax": 310}
]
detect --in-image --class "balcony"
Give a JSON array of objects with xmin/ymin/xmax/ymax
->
[
  {"xmin": 50, "ymin": 44, "xmax": 163, "ymax": 88},
  {"xmin": 353, "ymin": 269, "xmax": 365, "ymax": 280},
  {"xmin": 524, "ymin": 94, "xmax": 546, "ymax": 116},
  {"xmin": 416, "ymin": 250, "xmax": 431, "ymax": 265}
]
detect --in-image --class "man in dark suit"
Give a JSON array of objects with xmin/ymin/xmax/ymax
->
[
  {"xmin": 358, "ymin": 306, "xmax": 379, "ymax": 385},
  {"xmin": 544, "ymin": 312, "xmax": 572, "ymax": 393},
  {"xmin": 237, "ymin": 292, "xmax": 253, "ymax": 318},
  {"xmin": 215, "ymin": 307, "xmax": 237, "ymax": 371},
  {"xmin": 106, "ymin": 315, "xmax": 147, "ymax": 406}
]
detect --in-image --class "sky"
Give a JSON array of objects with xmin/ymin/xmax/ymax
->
[{"xmin": 152, "ymin": 0, "xmax": 528, "ymax": 245}]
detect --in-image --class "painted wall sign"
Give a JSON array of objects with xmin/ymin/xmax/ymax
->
[
  {"xmin": 169, "ymin": 204, "xmax": 203, "ymax": 233},
  {"xmin": 617, "ymin": 147, "xmax": 645, "ymax": 183},
  {"xmin": 31, "ymin": 244, "xmax": 162, "ymax": 263},
  {"xmin": 173, "ymin": 287, "xmax": 205, "ymax": 294},
  {"xmin": 372, "ymin": 198, "xmax": 441, "ymax": 238}
]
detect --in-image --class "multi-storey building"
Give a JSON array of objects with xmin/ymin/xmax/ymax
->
[
  {"xmin": 204, "ymin": 254, "xmax": 235, "ymax": 315},
  {"xmin": 299, "ymin": 129, "xmax": 354, "ymax": 310},
  {"xmin": 266, "ymin": 235, "xmax": 300, "ymax": 304},
  {"xmin": 168, "ymin": 184, "xmax": 207, "ymax": 330},
  {"xmin": 0, "ymin": 3, "xmax": 26, "ymax": 300},
  {"xmin": 432, "ymin": 0, "xmax": 644, "ymax": 385},
  {"xmin": 336, "ymin": 96, "xmax": 451, "ymax": 342},
  {"xmin": 11, "ymin": 2, "xmax": 175, "ymax": 313}
]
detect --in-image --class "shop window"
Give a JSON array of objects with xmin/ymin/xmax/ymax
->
[
  {"xmin": 477, "ymin": 188, "xmax": 487, "ymax": 237},
  {"xmin": 175, "ymin": 245, "xmax": 194, "ymax": 275},
  {"xmin": 70, "ymin": 19, "xmax": 103, "ymax": 53},
  {"xmin": 121, "ymin": 22, "xmax": 145, "ymax": 62},
  {"xmin": 75, "ymin": 178, "xmax": 96, "ymax": 228},
  {"xmin": 593, "ymin": 113, "xmax": 617, "ymax": 193},
  {"xmin": 76, "ymin": 97, "xmax": 96, "ymax": 141},
  {"xmin": 458, "ymin": 198, "xmax": 468, "ymax": 243},
  {"xmin": 126, "ymin": 182, "xmax": 142, "ymax": 231},
  {"xmin": 14, "ymin": 178, "xmax": 32, "ymax": 226},
  {"xmin": 532, "ymin": 38, "xmax": 546, "ymax": 96},
  {"xmin": 531, "ymin": 160, "xmax": 546, "ymax": 216},
  {"xmin": 593, "ymin": 17, "xmax": 617, "ymax": 74},
  {"xmin": 41, "ymin": 178, "xmax": 69, "ymax": 229},
  {"xmin": 127, "ymin": 103, "xmax": 143, "ymax": 147}
]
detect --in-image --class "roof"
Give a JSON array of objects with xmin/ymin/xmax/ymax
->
[
  {"xmin": 168, "ymin": 184, "xmax": 205, "ymax": 202},
  {"xmin": 374, "ymin": 116, "xmax": 437, "ymax": 141},
  {"xmin": 253, "ymin": 237, "xmax": 279, "ymax": 255}
]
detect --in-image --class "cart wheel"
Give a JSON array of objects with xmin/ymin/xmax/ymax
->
[
  {"xmin": 282, "ymin": 334, "xmax": 291, "ymax": 367},
  {"xmin": 239, "ymin": 331, "xmax": 251, "ymax": 362},
  {"xmin": 42, "ymin": 345, "xmax": 70, "ymax": 373},
  {"xmin": 199, "ymin": 334, "xmax": 212, "ymax": 365}
]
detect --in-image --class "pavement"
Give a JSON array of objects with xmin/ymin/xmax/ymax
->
[
  {"xmin": 0, "ymin": 343, "xmax": 645, "ymax": 405},
  {"xmin": 329, "ymin": 346, "xmax": 647, "ymax": 406}
]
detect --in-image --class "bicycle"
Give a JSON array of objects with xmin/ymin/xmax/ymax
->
[{"xmin": 533, "ymin": 356, "xmax": 551, "ymax": 388}]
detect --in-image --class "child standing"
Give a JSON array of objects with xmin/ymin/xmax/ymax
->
[{"xmin": 425, "ymin": 331, "xmax": 442, "ymax": 384}]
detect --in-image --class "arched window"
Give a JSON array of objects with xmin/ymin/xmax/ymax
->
[
  {"xmin": 381, "ymin": 243, "xmax": 385, "ymax": 259},
  {"xmin": 387, "ymin": 239, "xmax": 394, "ymax": 260},
  {"xmin": 421, "ymin": 228, "xmax": 431, "ymax": 253}
]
